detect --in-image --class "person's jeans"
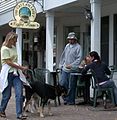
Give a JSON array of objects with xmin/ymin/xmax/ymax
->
[
  {"xmin": 0, "ymin": 72, "xmax": 24, "ymax": 117},
  {"xmin": 59, "ymin": 70, "xmax": 70, "ymax": 91},
  {"xmin": 59, "ymin": 70, "xmax": 77, "ymax": 104},
  {"xmin": 66, "ymin": 75, "xmax": 77, "ymax": 104},
  {"xmin": 59, "ymin": 70, "xmax": 70, "ymax": 102},
  {"xmin": 100, "ymin": 80, "xmax": 117, "ymax": 104}
]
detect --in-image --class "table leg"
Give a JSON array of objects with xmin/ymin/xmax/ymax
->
[
  {"xmin": 51, "ymin": 72, "xmax": 61, "ymax": 106},
  {"xmin": 83, "ymin": 80, "xmax": 90, "ymax": 103}
]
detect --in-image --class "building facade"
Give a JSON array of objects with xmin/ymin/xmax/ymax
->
[{"xmin": 0, "ymin": 0, "xmax": 117, "ymax": 71}]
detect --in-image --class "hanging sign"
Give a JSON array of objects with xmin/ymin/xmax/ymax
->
[{"xmin": 9, "ymin": 2, "xmax": 40, "ymax": 29}]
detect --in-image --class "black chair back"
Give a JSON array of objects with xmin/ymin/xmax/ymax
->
[
  {"xmin": 34, "ymin": 68, "xmax": 51, "ymax": 84},
  {"xmin": 109, "ymin": 65, "xmax": 117, "ymax": 79}
]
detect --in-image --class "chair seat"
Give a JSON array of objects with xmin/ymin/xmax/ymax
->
[
  {"xmin": 93, "ymin": 87, "xmax": 115, "ymax": 107},
  {"xmin": 77, "ymin": 80, "xmax": 85, "ymax": 87}
]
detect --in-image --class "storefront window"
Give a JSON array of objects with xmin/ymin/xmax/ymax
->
[
  {"xmin": 114, "ymin": 14, "xmax": 117, "ymax": 66},
  {"xmin": 82, "ymin": 32, "xmax": 90, "ymax": 57},
  {"xmin": 22, "ymin": 32, "xmax": 30, "ymax": 66},
  {"xmin": 101, "ymin": 16, "xmax": 109, "ymax": 65}
]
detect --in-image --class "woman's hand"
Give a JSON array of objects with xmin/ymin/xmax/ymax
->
[{"xmin": 20, "ymin": 66, "xmax": 28, "ymax": 71}]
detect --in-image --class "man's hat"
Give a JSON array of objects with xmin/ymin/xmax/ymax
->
[{"xmin": 67, "ymin": 32, "xmax": 77, "ymax": 40}]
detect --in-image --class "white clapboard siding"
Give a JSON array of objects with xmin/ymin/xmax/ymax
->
[{"xmin": 0, "ymin": 0, "xmax": 17, "ymax": 14}]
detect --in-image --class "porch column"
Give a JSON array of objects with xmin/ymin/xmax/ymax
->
[
  {"xmin": 90, "ymin": 0, "xmax": 101, "ymax": 55},
  {"xmin": 56, "ymin": 23, "xmax": 63, "ymax": 67},
  {"xmin": 46, "ymin": 12, "xmax": 54, "ymax": 72},
  {"xmin": 16, "ymin": 28, "xmax": 22, "ymax": 65}
]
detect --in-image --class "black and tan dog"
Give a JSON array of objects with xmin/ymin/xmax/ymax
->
[{"xmin": 23, "ymin": 70, "xmax": 67, "ymax": 117}]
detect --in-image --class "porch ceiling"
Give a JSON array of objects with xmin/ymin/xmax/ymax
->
[
  {"xmin": 51, "ymin": 0, "xmax": 117, "ymax": 17},
  {"xmin": 52, "ymin": 0, "xmax": 90, "ymax": 16},
  {"xmin": 1, "ymin": 0, "xmax": 117, "ymax": 31},
  {"xmin": 102, "ymin": 0, "xmax": 117, "ymax": 6}
]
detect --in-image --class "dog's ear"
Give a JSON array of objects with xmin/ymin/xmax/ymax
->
[
  {"xmin": 54, "ymin": 85, "xmax": 61, "ymax": 96},
  {"xmin": 58, "ymin": 84, "xmax": 67, "ymax": 93},
  {"xmin": 55, "ymin": 84, "xmax": 68, "ymax": 96}
]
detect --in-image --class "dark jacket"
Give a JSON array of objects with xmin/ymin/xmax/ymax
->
[{"xmin": 81, "ymin": 61, "xmax": 111, "ymax": 84}]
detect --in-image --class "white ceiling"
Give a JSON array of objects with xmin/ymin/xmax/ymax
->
[{"xmin": 49, "ymin": 0, "xmax": 117, "ymax": 17}]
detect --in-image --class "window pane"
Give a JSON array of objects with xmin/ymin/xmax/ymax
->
[
  {"xmin": 114, "ymin": 14, "xmax": 117, "ymax": 66},
  {"xmin": 101, "ymin": 16, "xmax": 109, "ymax": 65}
]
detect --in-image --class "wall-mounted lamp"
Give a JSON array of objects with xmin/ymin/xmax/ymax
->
[
  {"xmin": 33, "ymin": 35, "xmax": 39, "ymax": 51},
  {"xmin": 28, "ymin": 0, "xmax": 44, "ymax": 12},
  {"xmin": 34, "ymin": 36, "xmax": 38, "ymax": 43},
  {"xmin": 84, "ymin": 8, "xmax": 93, "ymax": 20}
]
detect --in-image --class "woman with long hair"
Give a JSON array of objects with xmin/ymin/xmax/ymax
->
[
  {"xmin": 82, "ymin": 51, "xmax": 117, "ymax": 105},
  {"xmin": 0, "ymin": 31, "xmax": 29, "ymax": 119}
]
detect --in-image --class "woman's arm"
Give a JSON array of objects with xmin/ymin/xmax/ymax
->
[
  {"xmin": 4, "ymin": 59, "xmax": 28, "ymax": 71},
  {"xmin": 105, "ymin": 65, "xmax": 111, "ymax": 75}
]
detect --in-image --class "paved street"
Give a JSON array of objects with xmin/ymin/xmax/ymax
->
[{"xmin": 0, "ymin": 91, "xmax": 117, "ymax": 120}]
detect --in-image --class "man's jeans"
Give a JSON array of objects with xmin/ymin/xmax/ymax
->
[
  {"xmin": 59, "ymin": 70, "xmax": 77, "ymax": 104},
  {"xmin": 100, "ymin": 80, "xmax": 117, "ymax": 105},
  {"xmin": 59, "ymin": 70, "xmax": 70, "ymax": 90},
  {"xmin": 0, "ymin": 72, "xmax": 24, "ymax": 117},
  {"xmin": 66, "ymin": 75, "xmax": 77, "ymax": 104}
]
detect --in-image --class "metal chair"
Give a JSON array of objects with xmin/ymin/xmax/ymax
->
[
  {"xmin": 76, "ymin": 74, "xmax": 85, "ymax": 97},
  {"xmin": 91, "ymin": 69, "xmax": 115, "ymax": 108},
  {"xmin": 75, "ymin": 73, "xmax": 92, "ymax": 103},
  {"xmin": 55, "ymin": 68, "xmax": 61, "ymax": 105},
  {"xmin": 34, "ymin": 68, "xmax": 51, "ymax": 84},
  {"xmin": 109, "ymin": 65, "xmax": 117, "ymax": 79}
]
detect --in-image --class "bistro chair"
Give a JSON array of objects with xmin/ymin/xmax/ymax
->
[
  {"xmin": 109, "ymin": 65, "xmax": 117, "ymax": 79},
  {"xmin": 55, "ymin": 68, "xmax": 62, "ymax": 105},
  {"xmin": 34, "ymin": 68, "xmax": 51, "ymax": 84},
  {"xmin": 76, "ymin": 75, "xmax": 85, "ymax": 98},
  {"xmin": 91, "ymin": 69, "xmax": 115, "ymax": 108},
  {"xmin": 75, "ymin": 72, "xmax": 92, "ymax": 104}
]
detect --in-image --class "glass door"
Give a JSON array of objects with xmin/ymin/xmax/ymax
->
[{"xmin": 101, "ymin": 16, "xmax": 109, "ymax": 65}]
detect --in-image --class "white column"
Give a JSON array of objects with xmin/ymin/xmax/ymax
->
[
  {"xmin": 90, "ymin": 0, "xmax": 101, "ymax": 55},
  {"xmin": 16, "ymin": 28, "xmax": 22, "ymax": 65},
  {"xmin": 56, "ymin": 23, "xmax": 63, "ymax": 67},
  {"xmin": 109, "ymin": 14, "xmax": 114, "ymax": 66},
  {"xmin": 46, "ymin": 12, "xmax": 54, "ymax": 72}
]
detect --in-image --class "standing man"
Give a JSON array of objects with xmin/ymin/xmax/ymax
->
[{"xmin": 59, "ymin": 32, "xmax": 82, "ymax": 105}]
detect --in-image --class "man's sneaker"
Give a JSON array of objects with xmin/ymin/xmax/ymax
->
[
  {"xmin": 17, "ymin": 114, "xmax": 27, "ymax": 119},
  {"xmin": 0, "ymin": 112, "xmax": 6, "ymax": 118},
  {"xmin": 68, "ymin": 102, "xmax": 75, "ymax": 105},
  {"xmin": 64, "ymin": 101, "xmax": 67, "ymax": 105}
]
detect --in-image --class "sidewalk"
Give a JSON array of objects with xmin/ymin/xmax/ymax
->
[{"xmin": 0, "ymin": 92, "xmax": 117, "ymax": 120}]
